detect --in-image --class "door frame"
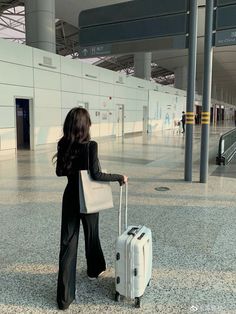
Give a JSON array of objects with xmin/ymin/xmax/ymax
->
[
  {"xmin": 143, "ymin": 105, "xmax": 148, "ymax": 133},
  {"xmin": 15, "ymin": 97, "xmax": 34, "ymax": 150}
]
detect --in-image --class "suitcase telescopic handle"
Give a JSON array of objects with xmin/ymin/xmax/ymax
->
[{"xmin": 118, "ymin": 183, "xmax": 128, "ymax": 236}]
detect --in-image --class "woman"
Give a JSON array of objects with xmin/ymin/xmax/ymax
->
[{"xmin": 54, "ymin": 107, "xmax": 127, "ymax": 310}]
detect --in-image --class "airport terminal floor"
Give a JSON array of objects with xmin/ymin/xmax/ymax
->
[{"xmin": 0, "ymin": 123, "xmax": 236, "ymax": 314}]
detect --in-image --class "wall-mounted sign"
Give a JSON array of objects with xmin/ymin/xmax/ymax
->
[{"xmin": 78, "ymin": 0, "xmax": 190, "ymax": 58}]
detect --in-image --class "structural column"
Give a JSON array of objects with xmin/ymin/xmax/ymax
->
[
  {"xmin": 134, "ymin": 52, "xmax": 152, "ymax": 80},
  {"xmin": 174, "ymin": 66, "xmax": 188, "ymax": 90},
  {"xmin": 25, "ymin": 0, "xmax": 56, "ymax": 53},
  {"xmin": 212, "ymin": 85, "xmax": 217, "ymax": 124},
  {"xmin": 200, "ymin": 0, "xmax": 214, "ymax": 183},
  {"xmin": 184, "ymin": 0, "xmax": 198, "ymax": 182}
]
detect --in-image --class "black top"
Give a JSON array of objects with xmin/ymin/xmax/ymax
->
[{"xmin": 56, "ymin": 139, "xmax": 124, "ymax": 185}]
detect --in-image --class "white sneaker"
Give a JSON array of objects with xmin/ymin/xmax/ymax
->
[
  {"xmin": 87, "ymin": 275, "xmax": 97, "ymax": 281},
  {"xmin": 88, "ymin": 270, "xmax": 106, "ymax": 281}
]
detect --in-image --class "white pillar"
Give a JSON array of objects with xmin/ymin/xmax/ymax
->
[
  {"xmin": 134, "ymin": 52, "xmax": 152, "ymax": 80},
  {"xmin": 174, "ymin": 66, "xmax": 188, "ymax": 90},
  {"xmin": 25, "ymin": 0, "xmax": 56, "ymax": 53}
]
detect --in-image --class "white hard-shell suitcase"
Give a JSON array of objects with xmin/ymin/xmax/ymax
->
[{"xmin": 115, "ymin": 184, "xmax": 152, "ymax": 308}]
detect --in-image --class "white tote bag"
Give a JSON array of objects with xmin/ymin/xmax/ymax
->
[{"xmin": 79, "ymin": 170, "xmax": 114, "ymax": 214}]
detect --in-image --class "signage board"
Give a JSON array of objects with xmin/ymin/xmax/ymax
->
[
  {"xmin": 78, "ymin": 35, "xmax": 187, "ymax": 59},
  {"xmin": 79, "ymin": 45, "xmax": 112, "ymax": 58},
  {"xmin": 215, "ymin": 28, "xmax": 236, "ymax": 46},
  {"xmin": 78, "ymin": 0, "xmax": 189, "ymax": 58},
  {"xmin": 217, "ymin": 0, "xmax": 236, "ymax": 6},
  {"xmin": 79, "ymin": 0, "xmax": 189, "ymax": 28},
  {"xmin": 216, "ymin": 4, "xmax": 236, "ymax": 30},
  {"xmin": 79, "ymin": 14, "xmax": 187, "ymax": 47},
  {"xmin": 215, "ymin": 0, "xmax": 236, "ymax": 46}
]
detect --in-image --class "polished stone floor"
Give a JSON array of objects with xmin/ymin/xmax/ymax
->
[{"xmin": 0, "ymin": 124, "xmax": 236, "ymax": 314}]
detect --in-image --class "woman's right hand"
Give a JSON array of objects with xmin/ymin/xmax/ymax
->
[{"xmin": 123, "ymin": 175, "xmax": 128, "ymax": 184}]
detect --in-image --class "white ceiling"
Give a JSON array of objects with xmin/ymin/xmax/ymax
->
[{"xmin": 55, "ymin": 0, "xmax": 236, "ymax": 99}]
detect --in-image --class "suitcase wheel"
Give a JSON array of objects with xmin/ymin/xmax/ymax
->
[
  {"xmin": 147, "ymin": 279, "xmax": 151, "ymax": 287},
  {"xmin": 115, "ymin": 291, "xmax": 120, "ymax": 302},
  {"xmin": 134, "ymin": 297, "xmax": 141, "ymax": 308}
]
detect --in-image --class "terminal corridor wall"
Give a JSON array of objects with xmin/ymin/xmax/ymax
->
[{"xmin": 0, "ymin": 38, "xmax": 210, "ymax": 159}]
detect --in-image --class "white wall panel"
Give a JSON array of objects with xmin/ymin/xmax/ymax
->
[
  {"xmin": 0, "ymin": 84, "xmax": 33, "ymax": 106},
  {"xmin": 89, "ymin": 109, "xmax": 100, "ymax": 124},
  {"xmin": 125, "ymin": 99, "xmax": 136, "ymax": 111},
  {"xmin": 0, "ymin": 128, "xmax": 16, "ymax": 149},
  {"xmin": 124, "ymin": 122, "xmax": 136, "ymax": 133},
  {"xmin": 100, "ymin": 82, "xmax": 114, "ymax": 97},
  {"xmin": 114, "ymin": 85, "xmax": 129, "ymax": 99},
  {"xmin": 135, "ymin": 100, "xmax": 147, "ymax": 111},
  {"xmin": 148, "ymin": 91, "xmax": 185, "ymax": 132},
  {"xmin": 114, "ymin": 85, "xmax": 146, "ymax": 100},
  {"xmin": 61, "ymin": 57, "xmax": 82, "ymax": 77},
  {"xmin": 133, "ymin": 121, "xmax": 143, "ymax": 133},
  {"xmin": 99, "ymin": 67, "xmax": 113, "ymax": 83},
  {"xmin": 99, "ymin": 122, "xmax": 109, "ymax": 137},
  {"xmin": 99, "ymin": 109, "xmax": 114, "ymax": 136},
  {"xmin": 35, "ymin": 107, "xmax": 61, "ymax": 127},
  {"xmin": 113, "ymin": 72, "xmax": 127, "ymax": 85},
  {"xmin": 125, "ymin": 98, "xmax": 140, "ymax": 112},
  {"xmin": 0, "ymin": 41, "xmax": 200, "ymax": 154},
  {"xmin": 125, "ymin": 76, "xmax": 137, "ymax": 88},
  {"xmin": 82, "ymin": 62, "xmax": 99, "ymax": 80},
  {"xmin": 90, "ymin": 123, "xmax": 100, "ymax": 138},
  {"xmin": 34, "ymin": 69, "xmax": 60, "ymax": 90},
  {"xmin": 82, "ymin": 94, "xmax": 100, "ymax": 110},
  {"xmin": 89, "ymin": 109, "xmax": 101, "ymax": 138},
  {"xmin": 126, "ymin": 76, "xmax": 146, "ymax": 89},
  {"xmin": 100, "ymin": 123, "xmax": 114, "ymax": 137},
  {"xmin": 100, "ymin": 96, "xmax": 114, "ymax": 111},
  {"xmin": 136, "ymin": 110, "xmax": 143, "ymax": 122},
  {"xmin": 136, "ymin": 88, "xmax": 148, "ymax": 100},
  {"xmin": 61, "ymin": 74, "xmax": 82, "ymax": 93},
  {"xmin": 108, "ymin": 121, "xmax": 114, "ymax": 136},
  {"xmin": 0, "ymin": 38, "xmax": 33, "ymax": 66},
  {"xmin": 113, "ymin": 98, "xmax": 126, "ymax": 104},
  {"xmin": 0, "ymin": 61, "xmax": 33, "ymax": 87},
  {"xmin": 61, "ymin": 92, "xmax": 84, "ymax": 109},
  {"xmin": 177, "ymin": 95, "xmax": 187, "ymax": 112},
  {"xmin": 83, "ymin": 78, "xmax": 99, "ymax": 95},
  {"xmin": 124, "ymin": 110, "xmax": 137, "ymax": 122},
  {"xmin": 35, "ymin": 126, "xmax": 61, "ymax": 145},
  {"xmin": 33, "ymin": 48, "xmax": 61, "ymax": 72},
  {"xmin": 34, "ymin": 89, "xmax": 61, "ymax": 108},
  {"xmin": 0, "ymin": 107, "xmax": 15, "ymax": 128}
]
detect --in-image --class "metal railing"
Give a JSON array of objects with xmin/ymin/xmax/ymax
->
[{"xmin": 216, "ymin": 128, "xmax": 236, "ymax": 165}]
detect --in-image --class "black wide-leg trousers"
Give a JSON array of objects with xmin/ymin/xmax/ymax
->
[{"xmin": 57, "ymin": 186, "xmax": 106, "ymax": 309}]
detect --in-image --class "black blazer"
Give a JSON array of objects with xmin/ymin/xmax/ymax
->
[{"xmin": 56, "ymin": 139, "xmax": 124, "ymax": 185}]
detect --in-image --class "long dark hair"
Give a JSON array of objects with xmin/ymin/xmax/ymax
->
[
  {"xmin": 53, "ymin": 107, "xmax": 91, "ymax": 170},
  {"xmin": 63, "ymin": 107, "xmax": 91, "ymax": 143}
]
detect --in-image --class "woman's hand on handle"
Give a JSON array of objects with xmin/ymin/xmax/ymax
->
[
  {"xmin": 123, "ymin": 175, "xmax": 128, "ymax": 184},
  {"xmin": 119, "ymin": 175, "xmax": 128, "ymax": 186}
]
